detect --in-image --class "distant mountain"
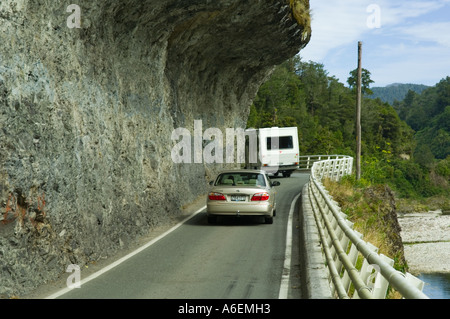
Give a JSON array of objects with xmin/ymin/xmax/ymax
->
[{"xmin": 370, "ymin": 83, "xmax": 430, "ymax": 104}]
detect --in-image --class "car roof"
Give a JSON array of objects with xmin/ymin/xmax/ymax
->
[{"xmin": 216, "ymin": 169, "xmax": 266, "ymax": 174}]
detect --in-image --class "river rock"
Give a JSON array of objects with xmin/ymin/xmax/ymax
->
[{"xmin": 398, "ymin": 212, "xmax": 450, "ymax": 274}]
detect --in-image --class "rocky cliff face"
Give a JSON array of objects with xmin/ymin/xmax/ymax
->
[{"xmin": 0, "ymin": 0, "xmax": 310, "ymax": 296}]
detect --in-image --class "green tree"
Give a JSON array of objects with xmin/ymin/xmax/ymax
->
[
  {"xmin": 347, "ymin": 68, "xmax": 375, "ymax": 95},
  {"xmin": 296, "ymin": 61, "xmax": 329, "ymax": 116}
]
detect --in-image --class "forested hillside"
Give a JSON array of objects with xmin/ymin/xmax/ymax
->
[
  {"xmin": 371, "ymin": 83, "xmax": 429, "ymax": 104},
  {"xmin": 248, "ymin": 57, "xmax": 415, "ymax": 159},
  {"xmin": 248, "ymin": 57, "xmax": 449, "ymax": 201},
  {"xmin": 392, "ymin": 77, "xmax": 450, "ymax": 161}
]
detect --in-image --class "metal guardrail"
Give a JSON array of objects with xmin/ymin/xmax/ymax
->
[
  {"xmin": 298, "ymin": 155, "xmax": 352, "ymax": 171},
  {"xmin": 305, "ymin": 155, "xmax": 428, "ymax": 299}
]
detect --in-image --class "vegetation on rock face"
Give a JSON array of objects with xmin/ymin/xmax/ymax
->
[
  {"xmin": 289, "ymin": 0, "xmax": 312, "ymax": 43},
  {"xmin": 323, "ymin": 178, "xmax": 408, "ymax": 272},
  {"xmin": 323, "ymin": 178, "xmax": 407, "ymax": 299}
]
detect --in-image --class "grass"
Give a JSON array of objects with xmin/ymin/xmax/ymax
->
[{"xmin": 323, "ymin": 177, "xmax": 409, "ymax": 299}]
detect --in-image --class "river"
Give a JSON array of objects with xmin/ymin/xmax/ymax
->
[{"xmin": 418, "ymin": 273, "xmax": 450, "ymax": 299}]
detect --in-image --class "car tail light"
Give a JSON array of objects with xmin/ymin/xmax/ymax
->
[
  {"xmin": 208, "ymin": 192, "xmax": 226, "ymax": 201},
  {"xmin": 251, "ymin": 192, "xmax": 270, "ymax": 201}
]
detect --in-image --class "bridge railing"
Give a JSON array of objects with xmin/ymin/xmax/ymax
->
[
  {"xmin": 298, "ymin": 155, "xmax": 352, "ymax": 172},
  {"xmin": 305, "ymin": 155, "xmax": 428, "ymax": 299}
]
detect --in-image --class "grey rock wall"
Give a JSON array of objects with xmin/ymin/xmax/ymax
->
[{"xmin": 0, "ymin": 0, "xmax": 310, "ymax": 296}]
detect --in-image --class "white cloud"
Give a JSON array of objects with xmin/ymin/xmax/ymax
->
[
  {"xmin": 299, "ymin": 0, "xmax": 450, "ymax": 86},
  {"xmin": 395, "ymin": 22, "xmax": 450, "ymax": 47},
  {"xmin": 379, "ymin": 0, "xmax": 449, "ymax": 25},
  {"xmin": 301, "ymin": 0, "xmax": 370, "ymax": 61},
  {"xmin": 365, "ymin": 41, "xmax": 450, "ymax": 86},
  {"xmin": 370, "ymin": 51, "xmax": 450, "ymax": 86},
  {"xmin": 302, "ymin": 0, "xmax": 450, "ymax": 60}
]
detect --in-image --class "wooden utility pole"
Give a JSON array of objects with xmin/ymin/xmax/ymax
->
[{"xmin": 356, "ymin": 41, "xmax": 362, "ymax": 180}]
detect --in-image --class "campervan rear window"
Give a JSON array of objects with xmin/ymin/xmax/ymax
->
[{"xmin": 266, "ymin": 136, "xmax": 293, "ymax": 150}]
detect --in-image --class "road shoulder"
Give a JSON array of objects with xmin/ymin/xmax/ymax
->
[{"xmin": 299, "ymin": 184, "xmax": 333, "ymax": 299}]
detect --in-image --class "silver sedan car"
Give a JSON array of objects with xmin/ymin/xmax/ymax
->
[{"xmin": 206, "ymin": 169, "xmax": 280, "ymax": 224}]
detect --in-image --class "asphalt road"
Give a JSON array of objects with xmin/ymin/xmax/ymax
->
[{"xmin": 52, "ymin": 172, "xmax": 310, "ymax": 299}]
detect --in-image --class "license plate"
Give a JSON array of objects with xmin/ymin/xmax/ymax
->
[{"xmin": 231, "ymin": 195, "xmax": 246, "ymax": 202}]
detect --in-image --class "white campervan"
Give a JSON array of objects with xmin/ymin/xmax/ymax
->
[{"xmin": 245, "ymin": 127, "xmax": 299, "ymax": 177}]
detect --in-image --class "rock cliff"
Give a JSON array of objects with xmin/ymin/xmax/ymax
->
[{"xmin": 0, "ymin": 0, "xmax": 310, "ymax": 296}]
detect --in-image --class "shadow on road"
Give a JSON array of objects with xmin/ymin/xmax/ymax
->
[{"xmin": 184, "ymin": 213, "xmax": 269, "ymax": 227}]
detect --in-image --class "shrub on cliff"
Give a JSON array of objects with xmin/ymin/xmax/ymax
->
[{"xmin": 289, "ymin": 0, "xmax": 311, "ymax": 42}]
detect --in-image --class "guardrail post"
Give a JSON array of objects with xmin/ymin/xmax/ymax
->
[
  {"xmin": 353, "ymin": 242, "xmax": 378, "ymax": 299},
  {"xmin": 372, "ymin": 254, "xmax": 394, "ymax": 299},
  {"xmin": 342, "ymin": 230, "xmax": 362, "ymax": 293},
  {"xmin": 405, "ymin": 273, "xmax": 425, "ymax": 294}
]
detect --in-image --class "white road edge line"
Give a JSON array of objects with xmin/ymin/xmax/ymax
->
[
  {"xmin": 278, "ymin": 193, "xmax": 301, "ymax": 299},
  {"xmin": 45, "ymin": 205, "xmax": 206, "ymax": 299}
]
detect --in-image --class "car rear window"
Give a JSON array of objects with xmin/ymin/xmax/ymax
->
[{"xmin": 215, "ymin": 173, "xmax": 266, "ymax": 187}]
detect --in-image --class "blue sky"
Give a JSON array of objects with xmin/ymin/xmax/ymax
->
[{"xmin": 299, "ymin": 0, "xmax": 450, "ymax": 87}]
